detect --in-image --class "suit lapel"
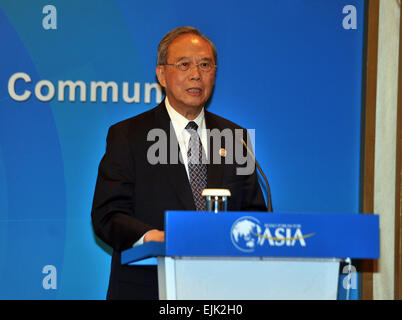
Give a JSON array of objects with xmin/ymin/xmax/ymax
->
[
  {"xmin": 153, "ymin": 104, "xmax": 227, "ymax": 208},
  {"xmin": 205, "ymin": 111, "xmax": 225, "ymax": 189},
  {"xmin": 154, "ymin": 102, "xmax": 196, "ymax": 210}
]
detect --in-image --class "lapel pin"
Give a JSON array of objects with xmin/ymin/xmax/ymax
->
[{"xmin": 219, "ymin": 148, "xmax": 227, "ymax": 157}]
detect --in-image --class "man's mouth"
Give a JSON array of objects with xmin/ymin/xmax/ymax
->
[{"xmin": 186, "ymin": 88, "xmax": 202, "ymax": 96}]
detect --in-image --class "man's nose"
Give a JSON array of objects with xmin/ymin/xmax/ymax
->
[{"xmin": 189, "ymin": 64, "xmax": 201, "ymax": 80}]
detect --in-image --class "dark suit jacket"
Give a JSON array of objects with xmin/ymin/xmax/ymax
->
[{"xmin": 91, "ymin": 101, "xmax": 267, "ymax": 299}]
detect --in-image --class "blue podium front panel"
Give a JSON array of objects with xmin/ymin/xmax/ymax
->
[{"xmin": 164, "ymin": 211, "xmax": 379, "ymax": 259}]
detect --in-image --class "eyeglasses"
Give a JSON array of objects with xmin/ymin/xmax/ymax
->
[{"xmin": 162, "ymin": 61, "xmax": 217, "ymax": 72}]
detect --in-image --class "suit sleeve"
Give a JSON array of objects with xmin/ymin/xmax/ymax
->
[
  {"xmin": 91, "ymin": 124, "xmax": 153, "ymax": 251},
  {"xmin": 239, "ymin": 129, "xmax": 271, "ymax": 212},
  {"xmin": 240, "ymin": 167, "xmax": 269, "ymax": 212}
]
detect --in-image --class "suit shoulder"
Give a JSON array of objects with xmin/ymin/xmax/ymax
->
[
  {"xmin": 206, "ymin": 111, "xmax": 245, "ymax": 130},
  {"xmin": 109, "ymin": 105, "xmax": 159, "ymax": 134}
]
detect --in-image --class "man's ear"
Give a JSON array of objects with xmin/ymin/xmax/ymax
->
[{"xmin": 156, "ymin": 65, "xmax": 166, "ymax": 88}]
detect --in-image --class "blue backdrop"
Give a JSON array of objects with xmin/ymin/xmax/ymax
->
[{"xmin": 0, "ymin": 0, "xmax": 364, "ymax": 299}]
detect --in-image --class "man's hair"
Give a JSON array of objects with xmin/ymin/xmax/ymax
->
[{"xmin": 157, "ymin": 26, "xmax": 218, "ymax": 66}]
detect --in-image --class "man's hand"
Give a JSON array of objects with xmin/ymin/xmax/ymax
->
[{"xmin": 143, "ymin": 230, "xmax": 165, "ymax": 243}]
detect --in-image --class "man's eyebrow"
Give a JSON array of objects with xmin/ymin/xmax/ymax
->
[
  {"xmin": 175, "ymin": 56, "xmax": 190, "ymax": 62},
  {"xmin": 199, "ymin": 57, "xmax": 213, "ymax": 62},
  {"xmin": 175, "ymin": 56, "xmax": 213, "ymax": 62}
]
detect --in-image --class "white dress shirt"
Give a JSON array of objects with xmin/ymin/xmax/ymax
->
[{"xmin": 165, "ymin": 97, "xmax": 208, "ymax": 178}]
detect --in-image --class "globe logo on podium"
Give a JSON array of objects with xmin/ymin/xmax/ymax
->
[{"xmin": 231, "ymin": 216, "xmax": 262, "ymax": 252}]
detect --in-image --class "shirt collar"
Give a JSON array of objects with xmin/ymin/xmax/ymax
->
[{"xmin": 165, "ymin": 97, "xmax": 205, "ymax": 134}]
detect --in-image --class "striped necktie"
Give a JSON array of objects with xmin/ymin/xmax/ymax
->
[{"xmin": 185, "ymin": 121, "xmax": 207, "ymax": 211}]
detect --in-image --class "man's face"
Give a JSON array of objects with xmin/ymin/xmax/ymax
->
[{"xmin": 156, "ymin": 34, "xmax": 216, "ymax": 117}]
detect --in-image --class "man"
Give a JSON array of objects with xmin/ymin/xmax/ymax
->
[{"xmin": 91, "ymin": 26, "xmax": 268, "ymax": 300}]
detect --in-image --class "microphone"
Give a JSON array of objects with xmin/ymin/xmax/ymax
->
[{"xmin": 241, "ymin": 138, "xmax": 273, "ymax": 212}]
